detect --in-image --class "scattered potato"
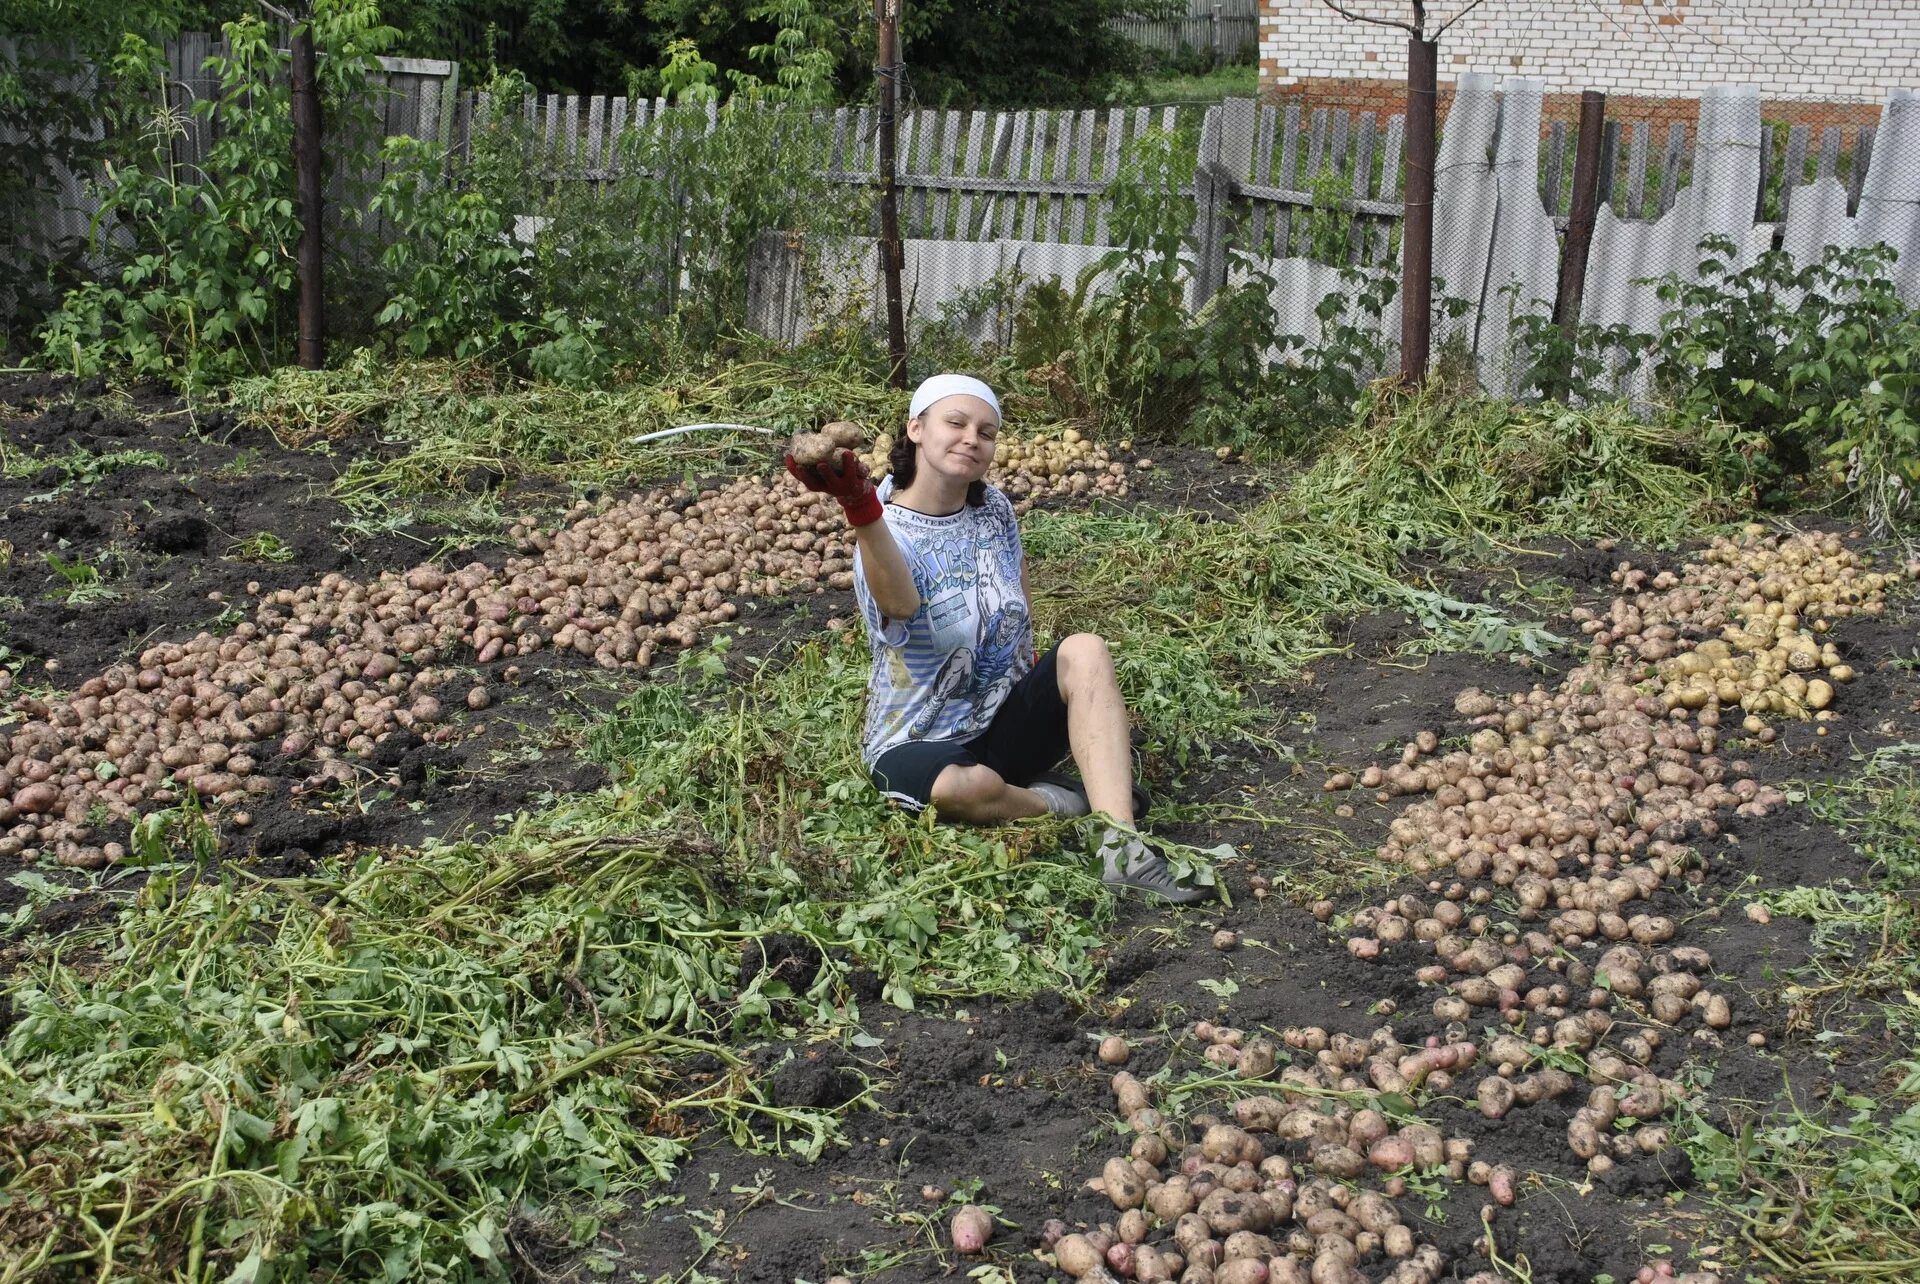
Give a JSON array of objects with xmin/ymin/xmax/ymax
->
[{"xmin": 949, "ymin": 1204, "xmax": 992, "ymax": 1254}]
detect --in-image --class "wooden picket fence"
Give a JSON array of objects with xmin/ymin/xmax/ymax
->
[
  {"xmin": 9, "ymin": 29, "xmax": 1917, "ymax": 392},
  {"xmin": 1108, "ymin": 0, "xmax": 1260, "ymax": 64},
  {"xmin": 1541, "ymin": 114, "xmax": 1881, "ymax": 225},
  {"xmin": 448, "ymin": 87, "xmax": 1886, "ymax": 261}
]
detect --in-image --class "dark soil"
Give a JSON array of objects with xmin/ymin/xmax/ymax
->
[
  {"xmin": 601, "ymin": 540, "xmax": 1920, "ymax": 1284},
  {"xmin": 5, "ymin": 371, "xmax": 1917, "ymax": 1284}
]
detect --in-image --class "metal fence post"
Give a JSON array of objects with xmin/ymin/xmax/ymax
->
[
  {"xmin": 1400, "ymin": 36, "xmax": 1437, "ymax": 383},
  {"xmin": 875, "ymin": 0, "xmax": 908, "ymax": 390}
]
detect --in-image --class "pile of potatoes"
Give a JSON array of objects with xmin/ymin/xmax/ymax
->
[
  {"xmin": 1033, "ymin": 532, "xmax": 1838, "ymax": 1284},
  {"xmin": 1040, "ymin": 1018, "xmax": 1708, "ymax": 1281},
  {"xmin": 855, "ymin": 427, "xmax": 1131, "ymax": 514},
  {"xmin": 1319, "ymin": 530, "xmax": 1899, "ymax": 1180},
  {"xmin": 1, "ymin": 480, "xmax": 846, "ymax": 867},
  {"xmin": 1044, "ymin": 1057, "xmax": 1456, "ymax": 1284},
  {"xmin": 0, "ymin": 421, "xmax": 1136, "ymax": 868},
  {"xmin": 1579, "ymin": 528, "xmax": 1887, "ymax": 736}
]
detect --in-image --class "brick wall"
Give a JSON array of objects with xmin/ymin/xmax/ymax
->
[{"xmin": 1260, "ymin": 0, "xmax": 1919, "ymax": 131}]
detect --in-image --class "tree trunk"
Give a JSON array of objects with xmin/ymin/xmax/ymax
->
[{"xmin": 1552, "ymin": 89, "xmax": 1608, "ymax": 397}]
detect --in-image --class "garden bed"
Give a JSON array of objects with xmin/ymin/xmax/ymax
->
[
  {"xmin": 607, "ymin": 573, "xmax": 1920, "ymax": 1284},
  {"xmin": 1, "ymin": 371, "xmax": 1915, "ymax": 1284}
]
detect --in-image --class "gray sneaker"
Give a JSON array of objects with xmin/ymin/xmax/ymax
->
[
  {"xmin": 1031, "ymin": 771, "xmax": 1153, "ymax": 821},
  {"xmin": 1096, "ymin": 827, "xmax": 1213, "ymax": 905},
  {"xmin": 1028, "ymin": 777, "xmax": 1091, "ymax": 818}
]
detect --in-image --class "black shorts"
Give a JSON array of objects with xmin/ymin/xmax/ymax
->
[{"xmin": 870, "ymin": 644, "xmax": 1070, "ymax": 812}]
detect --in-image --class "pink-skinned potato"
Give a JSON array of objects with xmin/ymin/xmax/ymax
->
[
  {"xmin": 950, "ymin": 1204, "xmax": 993, "ymax": 1254},
  {"xmin": 1368, "ymin": 1133, "xmax": 1416, "ymax": 1171},
  {"xmin": 1214, "ymin": 1259, "xmax": 1270, "ymax": 1284}
]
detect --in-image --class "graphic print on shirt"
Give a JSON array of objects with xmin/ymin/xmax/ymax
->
[
  {"xmin": 855, "ymin": 485, "xmax": 1034, "ymax": 764},
  {"xmin": 964, "ymin": 512, "xmax": 1030, "ymax": 730},
  {"xmin": 898, "ymin": 514, "xmax": 1023, "ymax": 739}
]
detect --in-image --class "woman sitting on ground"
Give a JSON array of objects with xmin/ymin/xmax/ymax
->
[{"xmin": 784, "ymin": 373, "xmax": 1209, "ymax": 904}]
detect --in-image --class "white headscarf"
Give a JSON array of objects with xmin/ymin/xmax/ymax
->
[{"xmin": 909, "ymin": 373, "xmax": 1001, "ymax": 423}]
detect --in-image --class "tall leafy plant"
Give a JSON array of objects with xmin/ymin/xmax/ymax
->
[
  {"xmin": 1026, "ymin": 126, "xmax": 1201, "ymax": 436},
  {"xmin": 1013, "ymin": 127, "xmax": 1410, "ymax": 446},
  {"xmin": 534, "ymin": 75, "xmax": 846, "ymax": 357},
  {"xmin": 0, "ymin": 0, "xmax": 214, "ymax": 351},
  {"xmin": 367, "ymin": 135, "xmax": 535, "ymax": 361},
  {"xmin": 38, "ymin": 3, "xmax": 392, "ymax": 387},
  {"xmin": 1649, "ymin": 235, "xmax": 1920, "ymax": 507}
]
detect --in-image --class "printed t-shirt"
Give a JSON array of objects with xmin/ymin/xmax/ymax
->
[{"xmin": 852, "ymin": 479, "xmax": 1033, "ymax": 766}]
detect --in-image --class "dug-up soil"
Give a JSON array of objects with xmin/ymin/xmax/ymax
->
[
  {"xmin": 2, "ymin": 372, "xmax": 1916, "ymax": 1284},
  {"xmin": 608, "ymin": 552, "xmax": 1920, "ymax": 1284}
]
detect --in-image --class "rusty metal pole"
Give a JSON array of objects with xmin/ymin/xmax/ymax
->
[
  {"xmin": 1400, "ymin": 34, "xmax": 1437, "ymax": 384},
  {"xmin": 875, "ymin": 0, "xmax": 908, "ymax": 389},
  {"xmin": 290, "ymin": 10, "xmax": 325, "ymax": 369}
]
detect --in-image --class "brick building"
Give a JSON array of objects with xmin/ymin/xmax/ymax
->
[{"xmin": 1259, "ymin": 0, "xmax": 1920, "ymax": 132}]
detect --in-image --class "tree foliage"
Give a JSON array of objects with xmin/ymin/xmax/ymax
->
[
  {"xmin": 901, "ymin": 0, "xmax": 1147, "ymax": 105},
  {"xmin": 374, "ymin": 0, "xmax": 1147, "ymax": 103}
]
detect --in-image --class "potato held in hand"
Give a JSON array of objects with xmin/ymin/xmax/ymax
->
[
  {"xmin": 950, "ymin": 1204, "xmax": 993, "ymax": 1254},
  {"xmin": 823, "ymin": 420, "xmax": 865, "ymax": 450},
  {"xmin": 789, "ymin": 431, "xmax": 838, "ymax": 468}
]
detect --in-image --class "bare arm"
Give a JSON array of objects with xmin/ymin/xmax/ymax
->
[{"xmin": 857, "ymin": 519, "xmax": 920, "ymax": 622}]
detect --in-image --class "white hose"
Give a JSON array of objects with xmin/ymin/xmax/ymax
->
[{"xmin": 626, "ymin": 422, "xmax": 776, "ymax": 445}]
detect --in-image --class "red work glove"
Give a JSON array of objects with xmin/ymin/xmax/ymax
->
[{"xmin": 784, "ymin": 447, "xmax": 884, "ymax": 527}]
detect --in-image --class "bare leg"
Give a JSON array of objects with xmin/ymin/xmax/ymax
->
[
  {"xmin": 1055, "ymin": 633, "xmax": 1136, "ymax": 827},
  {"xmin": 928, "ymin": 763, "xmax": 1051, "ymax": 824}
]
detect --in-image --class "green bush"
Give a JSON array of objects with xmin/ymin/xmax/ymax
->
[
  {"xmin": 996, "ymin": 134, "xmax": 1425, "ymax": 447},
  {"xmin": 1650, "ymin": 234, "xmax": 1920, "ymax": 523},
  {"xmin": 367, "ymin": 134, "xmax": 536, "ymax": 361},
  {"xmin": 442, "ymin": 66, "xmax": 850, "ymax": 369},
  {"xmin": 37, "ymin": 4, "xmax": 392, "ymax": 388}
]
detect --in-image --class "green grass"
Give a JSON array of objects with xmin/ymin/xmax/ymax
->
[
  {"xmin": 1115, "ymin": 62, "xmax": 1258, "ymax": 105},
  {"xmin": 227, "ymin": 530, "xmax": 296, "ymax": 563},
  {"xmin": 1674, "ymin": 745, "xmax": 1920, "ymax": 1280},
  {"xmin": 0, "ymin": 444, "xmax": 165, "ymax": 487}
]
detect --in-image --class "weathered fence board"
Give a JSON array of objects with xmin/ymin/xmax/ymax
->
[
  {"xmin": 1625, "ymin": 120, "xmax": 1649, "ymax": 218},
  {"xmin": 1107, "ymin": 0, "xmax": 1259, "ymax": 64}
]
